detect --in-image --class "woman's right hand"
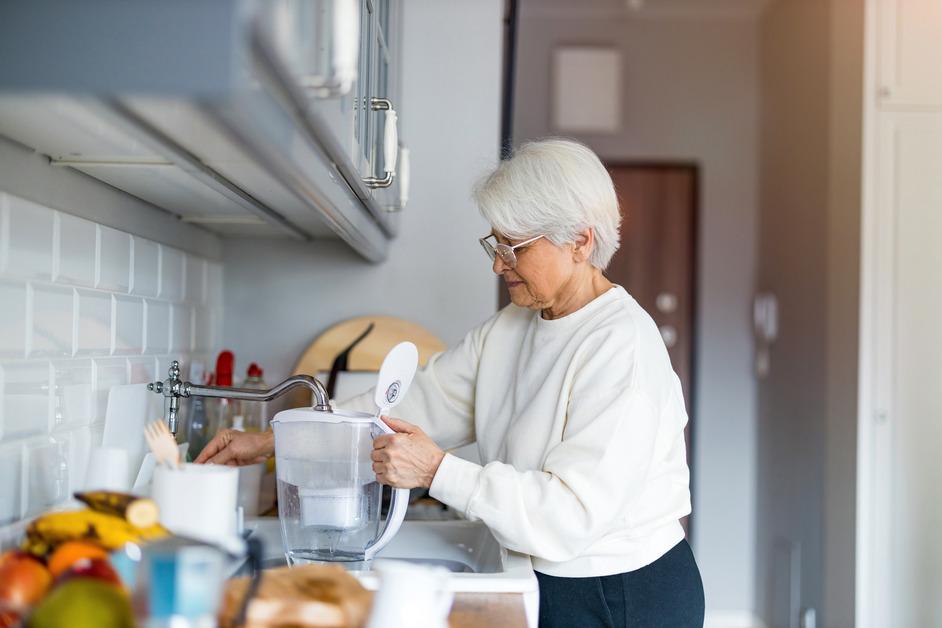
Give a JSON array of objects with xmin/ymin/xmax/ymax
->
[{"xmin": 194, "ymin": 428, "xmax": 275, "ymax": 465}]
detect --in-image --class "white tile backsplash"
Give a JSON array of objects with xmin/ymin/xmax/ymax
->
[
  {"xmin": 159, "ymin": 245, "xmax": 185, "ymax": 302},
  {"xmin": 2, "ymin": 194, "xmax": 54, "ymax": 281},
  {"xmin": 0, "ymin": 443, "xmax": 24, "ymax": 524},
  {"xmin": 24, "ymin": 436, "xmax": 69, "ymax": 518},
  {"xmin": 185, "ymin": 254, "xmax": 206, "ymax": 304},
  {"xmin": 64, "ymin": 425, "xmax": 98, "ymax": 494},
  {"xmin": 75, "ymin": 288, "xmax": 111, "ymax": 356},
  {"xmin": 170, "ymin": 303, "xmax": 193, "ymax": 353},
  {"xmin": 0, "ymin": 281, "xmax": 27, "ymax": 359},
  {"xmin": 0, "ymin": 191, "xmax": 221, "ymax": 527},
  {"xmin": 131, "ymin": 237, "xmax": 159, "ymax": 297},
  {"xmin": 97, "ymin": 226, "xmax": 131, "ymax": 292},
  {"xmin": 144, "ymin": 299, "xmax": 170, "ymax": 354},
  {"xmin": 207, "ymin": 262, "xmax": 223, "ymax": 307},
  {"xmin": 52, "ymin": 359, "xmax": 94, "ymax": 429},
  {"xmin": 113, "ymin": 295, "xmax": 144, "ymax": 355},
  {"xmin": 193, "ymin": 307, "xmax": 216, "ymax": 353},
  {"xmin": 0, "ymin": 361, "xmax": 52, "ymax": 441},
  {"xmin": 127, "ymin": 356, "xmax": 157, "ymax": 385},
  {"xmin": 54, "ymin": 212, "xmax": 97, "ymax": 287},
  {"xmin": 29, "ymin": 283, "xmax": 74, "ymax": 358}
]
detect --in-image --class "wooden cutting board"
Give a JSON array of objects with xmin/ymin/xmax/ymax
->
[
  {"xmin": 292, "ymin": 316, "xmax": 447, "ymax": 375},
  {"xmin": 219, "ymin": 563, "xmax": 529, "ymax": 627}
]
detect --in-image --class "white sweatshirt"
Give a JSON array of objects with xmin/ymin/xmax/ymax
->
[{"xmin": 343, "ymin": 286, "xmax": 691, "ymax": 577}]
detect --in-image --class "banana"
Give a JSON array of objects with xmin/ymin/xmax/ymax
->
[
  {"xmin": 74, "ymin": 491, "xmax": 159, "ymax": 528},
  {"xmin": 26, "ymin": 510, "xmax": 168, "ymax": 551}
]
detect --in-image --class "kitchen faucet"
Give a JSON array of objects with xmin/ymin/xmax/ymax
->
[{"xmin": 148, "ymin": 361, "xmax": 332, "ymax": 434}]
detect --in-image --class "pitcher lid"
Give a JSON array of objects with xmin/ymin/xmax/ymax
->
[{"xmin": 270, "ymin": 407, "xmax": 377, "ymax": 425}]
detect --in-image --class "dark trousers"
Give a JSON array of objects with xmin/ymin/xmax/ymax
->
[{"xmin": 536, "ymin": 540, "xmax": 705, "ymax": 628}]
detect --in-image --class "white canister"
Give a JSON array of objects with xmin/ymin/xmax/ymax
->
[
  {"xmin": 366, "ymin": 559, "xmax": 453, "ymax": 628},
  {"xmin": 237, "ymin": 461, "xmax": 266, "ymax": 517},
  {"xmin": 152, "ymin": 463, "xmax": 238, "ymax": 547}
]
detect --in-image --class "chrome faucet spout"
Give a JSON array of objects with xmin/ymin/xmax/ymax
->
[{"xmin": 148, "ymin": 361, "xmax": 332, "ymax": 434}]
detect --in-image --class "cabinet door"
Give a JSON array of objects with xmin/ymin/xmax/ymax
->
[
  {"xmin": 861, "ymin": 111, "xmax": 942, "ymax": 627},
  {"xmin": 354, "ymin": 0, "xmax": 375, "ymax": 175},
  {"xmin": 373, "ymin": 0, "xmax": 404, "ymax": 211},
  {"xmin": 878, "ymin": 0, "xmax": 942, "ymax": 107}
]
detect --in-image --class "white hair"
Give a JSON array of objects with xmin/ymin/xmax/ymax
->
[{"xmin": 472, "ymin": 138, "xmax": 621, "ymax": 269}]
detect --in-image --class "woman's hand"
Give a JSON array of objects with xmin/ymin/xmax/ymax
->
[
  {"xmin": 194, "ymin": 428, "xmax": 274, "ymax": 465},
  {"xmin": 371, "ymin": 416, "xmax": 445, "ymax": 489}
]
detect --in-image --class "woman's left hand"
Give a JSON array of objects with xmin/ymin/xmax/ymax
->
[{"xmin": 371, "ymin": 416, "xmax": 445, "ymax": 489}]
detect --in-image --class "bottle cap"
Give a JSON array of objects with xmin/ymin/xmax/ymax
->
[
  {"xmin": 215, "ymin": 351, "xmax": 234, "ymax": 387},
  {"xmin": 247, "ymin": 362, "xmax": 263, "ymax": 378}
]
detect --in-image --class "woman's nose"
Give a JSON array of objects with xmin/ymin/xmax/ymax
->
[{"xmin": 492, "ymin": 254, "xmax": 509, "ymax": 274}]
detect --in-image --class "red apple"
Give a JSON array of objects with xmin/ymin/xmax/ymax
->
[
  {"xmin": 0, "ymin": 608, "xmax": 21, "ymax": 628},
  {"xmin": 0, "ymin": 554, "xmax": 52, "ymax": 610},
  {"xmin": 0, "ymin": 550, "xmax": 40, "ymax": 570},
  {"xmin": 55, "ymin": 558, "xmax": 122, "ymax": 588}
]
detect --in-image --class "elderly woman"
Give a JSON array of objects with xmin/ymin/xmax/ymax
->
[{"xmin": 197, "ymin": 139, "xmax": 705, "ymax": 627}]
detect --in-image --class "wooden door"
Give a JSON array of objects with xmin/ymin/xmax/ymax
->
[
  {"xmin": 497, "ymin": 164, "xmax": 698, "ymax": 534},
  {"xmin": 607, "ymin": 164, "xmax": 697, "ymax": 535}
]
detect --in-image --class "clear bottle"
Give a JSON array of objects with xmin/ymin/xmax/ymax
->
[
  {"xmin": 207, "ymin": 350, "xmax": 235, "ymax": 436},
  {"xmin": 236, "ymin": 363, "xmax": 268, "ymax": 433},
  {"xmin": 185, "ymin": 362, "xmax": 211, "ymax": 461}
]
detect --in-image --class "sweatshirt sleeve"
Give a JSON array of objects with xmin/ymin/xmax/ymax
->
[
  {"xmin": 337, "ymin": 312, "xmax": 501, "ymax": 450},
  {"xmin": 428, "ymin": 326, "xmax": 663, "ymax": 562}
]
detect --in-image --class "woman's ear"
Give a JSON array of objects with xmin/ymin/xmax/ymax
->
[{"xmin": 572, "ymin": 228, "xmax": 595, "ymax": 263}]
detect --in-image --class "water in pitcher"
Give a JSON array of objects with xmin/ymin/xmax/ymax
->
[{"xmin": 276, "ymin": 456, "xmax": 382, "ymax": 564}]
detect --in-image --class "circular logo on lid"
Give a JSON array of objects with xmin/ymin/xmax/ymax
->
[{"xmin": 385, "ymin": 380, "xmax": 401, "ymax": 404}]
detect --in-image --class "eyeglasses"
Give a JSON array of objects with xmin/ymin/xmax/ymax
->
[{"xmin": 478, "ymin": 234, "xmax": 544, "ymax": 269}]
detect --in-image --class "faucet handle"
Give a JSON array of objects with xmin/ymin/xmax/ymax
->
[{"xmin": 148, "ymin": 381, "xmax": 163, "ymax": 393}]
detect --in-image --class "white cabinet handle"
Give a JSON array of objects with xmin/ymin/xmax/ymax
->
[
  {"xmin": 363, "ymin": 97, "xmax": 398, "ymax": 189},
  {"xmin": 397, "ymin": 146, "xmax": 410, "ymax": 209},
  {"xmin": 383, "ymin": 109, "xmax": 398, "ymax": 173}
]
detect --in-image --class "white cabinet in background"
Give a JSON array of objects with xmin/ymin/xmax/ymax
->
[{"xmin": 877, "ymin": 0, "xmax": 942, "ymax": 107}]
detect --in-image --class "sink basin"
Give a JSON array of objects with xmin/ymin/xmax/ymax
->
[{"xmin": 243, "ymin": 517, "xmax": 539, "ymax": 626}]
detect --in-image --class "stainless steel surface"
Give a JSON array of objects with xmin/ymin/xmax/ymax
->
[
  {"xmin": 362, "ymin": 171, "xmax": 394, "ymax": 188},
  {"xmin": 149, "ymin": 360, "xmax": 332, "ymax": 434},
  {"xmin": 362, "ymin": 97, "xmax": 396, "ymax": 189},
  {"xmin": 370, "ymin": 97, "xmax": 393, "ymax": 111},
  {"xmin": 260, "ymin": 554, "xmax": 474, "ymax": 573}
]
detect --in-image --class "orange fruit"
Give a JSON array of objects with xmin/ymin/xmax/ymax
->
[{"xmin": 47, "ymin": 542, "xmax": 108, "ymax": 579}]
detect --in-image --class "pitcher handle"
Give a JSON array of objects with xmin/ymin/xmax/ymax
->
[{"xmin": 365, "ymin": 418, "xmax": 410, "ymax": 560}]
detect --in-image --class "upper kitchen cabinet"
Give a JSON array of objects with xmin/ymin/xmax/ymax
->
[
  {"xmin": 876, "ymin": 0, "xmax": 942, "ymax": 108},
  {"xmin": 0, "ymin": 0, "xmax": 407, "ymax": 263}
]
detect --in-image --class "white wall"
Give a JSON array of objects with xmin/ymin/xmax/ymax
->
[
  {"xmin": 514, "ymin": 5, "xmax": 760, "ymax": 619},
  {"xmin": 0, "ymin": 138, "xmax": 223, "ymax": 528},
  {"xmin": 222, "ymin": 0, "xmax": 503, "ymax": 383},
  {"xmin": 754, "ymin": 1, "xmax": 862, "ymax": 626}
]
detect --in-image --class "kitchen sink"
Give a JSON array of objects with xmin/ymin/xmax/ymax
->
[{"xmin": 242, "ymin": 517, "xmax": 539, "ymax": 626}]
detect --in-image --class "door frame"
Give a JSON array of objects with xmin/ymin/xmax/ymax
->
[{"xmin": 856, "ymin": 0, "xmax": 891, "ymax": 624}]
